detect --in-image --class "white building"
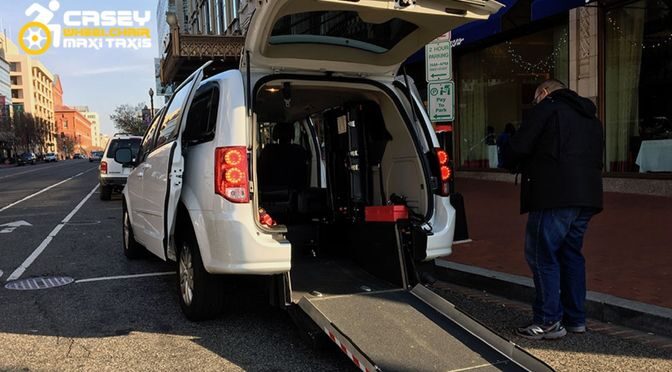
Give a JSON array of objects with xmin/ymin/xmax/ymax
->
[
  {"xmin": 0, "ymin": 33, "xmax": 13, "ymax": 119},
  {"xmin": 99, "ymin": 133, "xmax": 110, "ymax": 149},
  {"xmin": 74, "ymin": 106, "xmax": 101, "ymax": 148}
]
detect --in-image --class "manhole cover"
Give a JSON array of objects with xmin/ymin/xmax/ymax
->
[{"xmin": 5, "ymin": 276, "xmax": 74, "ymax": 290}]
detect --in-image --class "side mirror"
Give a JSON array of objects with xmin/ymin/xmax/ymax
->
[{"xmin": 114, "ymin": 148, "xmax": 133, "ymax": 165}]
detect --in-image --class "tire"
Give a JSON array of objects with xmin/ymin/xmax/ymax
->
[
  {"xmin": 177, "ymin": 227, "xmax": 225, "ymax": 321},
  {"xmin": 100, "ymin": 185, "xmax": 112, "ymax": 200},
  {"xmin": 122, "ymin": 202, "xmax": 143, "ymax": 259}
]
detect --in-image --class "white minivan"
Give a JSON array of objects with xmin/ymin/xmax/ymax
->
[{"xmin": 118, "ymin": 0, "xmax": 501, "ymax": 320}]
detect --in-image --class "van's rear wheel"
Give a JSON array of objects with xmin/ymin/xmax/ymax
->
[{"xmin": 177, "ymin": 230, "xmax": 225, "ymax": 320}]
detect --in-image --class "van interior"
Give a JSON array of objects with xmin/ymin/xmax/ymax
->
[{"xmin": 254, "ymin": 80, "xmax": 433, "ymax": 302}]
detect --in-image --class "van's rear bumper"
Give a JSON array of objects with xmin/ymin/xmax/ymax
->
[
  {"xmin": 425, "ymin": 196, "xmax": 456, "ymax": 260},
  {"xmin": 99, "ymin": 176, "xmax": 127, "ymax": 187},
  {"xmin": 191, "ymin": 207, "xmax": 291, "ymax": 275}
]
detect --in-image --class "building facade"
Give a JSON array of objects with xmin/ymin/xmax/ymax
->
[
  {"xmin": 0, "ymin": 32, "xmax": 13, "ymax": 161},
  {"xmin": 99, "ymin": 133, "xmax": 110, "ymax": 149},
  {"xmin": 407, "ymin": 0, "xmax": 672, "ymax": 177},
  {"xmin": 5, "ymin": 38, "xmax": 57, "ymax": 153},
  {"xmin": 55, "ymin": 106, "xmax": 93, "ymax": 157},
  {"xmin": 74, "ymin": 106, "xmax": 101, "ymax": 149},
  {"xmin": 0, "ymin": 34, "xmax": 11, "ymax": 117},
  {"xmin": 156, "ymin": 0, "xmax": 248, "ymax": 91}
]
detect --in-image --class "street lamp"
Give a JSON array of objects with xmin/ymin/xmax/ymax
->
[{"xmin": 148, "ymin": 88, "xmax": 155, "ymax": 120}]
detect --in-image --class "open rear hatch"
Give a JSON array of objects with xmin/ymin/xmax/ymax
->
[{"xmin": 246, "ymin": 0, "xmax": 504, "ymax": 77}]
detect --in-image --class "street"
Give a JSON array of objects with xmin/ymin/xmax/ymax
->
[
  {"xmin": 1, "ymin": 161, "xmax": 671, "ymax": 371},
  {"xmin": 0, "ymin": 161, "xmax": 354, "ymax": 371}
]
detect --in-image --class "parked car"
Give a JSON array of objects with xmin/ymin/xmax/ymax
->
[
  {"xmin": 73, "ymin": 153, "xmax": 85, "ymax": 159},
  {"xmin": 44, "ymin": 152, "xmax": 58, "ymax": 162},
  {"xmin": 89, "ymin": 151, "xmax": 103, "ymax": 162},
  {"xmin": 16, "ymin": 152, "xmax": 37, "ymax": 166},
  {"xmin": 117, "ymin": 0, "xmax": 480, "ymax": 321},
  {"xmin": 99, "ymin": 134, "xmax": 142, "ymax": 200}
]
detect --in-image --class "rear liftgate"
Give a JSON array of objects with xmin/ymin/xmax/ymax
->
[{"xmin": 296, "ymin": 223, "xmax": 554, "ymax": 372}]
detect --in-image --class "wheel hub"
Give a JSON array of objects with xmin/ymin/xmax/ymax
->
[{"xmin": 179, "ymin": 245, "xmax": 194, "ymax": 306}]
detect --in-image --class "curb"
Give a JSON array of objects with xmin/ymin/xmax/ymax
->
[{"xmin": 434, "ymin": 260, "xmax": 672, "ymax": 338}]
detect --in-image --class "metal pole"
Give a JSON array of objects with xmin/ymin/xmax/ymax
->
[{"xmin": 149, "ymin": 88, "xmax": 155, "ymax": 120}]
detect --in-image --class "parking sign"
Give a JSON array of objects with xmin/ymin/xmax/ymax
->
[{"xmin": 428, "ymin": 81, "xmax": 455, "ymax": 122}]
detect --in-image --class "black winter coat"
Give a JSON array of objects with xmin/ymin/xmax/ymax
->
[{"xmin": 504, "ymin": 89, "xmax": 604, "ymax": 214}]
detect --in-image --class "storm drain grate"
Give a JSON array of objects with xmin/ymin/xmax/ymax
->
[{"xmin": 4, "ymin": 276, "xmax": 74, "ymax": 290}]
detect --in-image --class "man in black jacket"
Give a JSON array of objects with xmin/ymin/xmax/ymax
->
[{"xmin": 504, "ymin": 79, "xmax": 603, "ymax": 340}]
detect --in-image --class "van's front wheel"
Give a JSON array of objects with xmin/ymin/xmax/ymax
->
[{"xmin": 177, "ymin": 231, "xmax": 225, "ymax": 320}]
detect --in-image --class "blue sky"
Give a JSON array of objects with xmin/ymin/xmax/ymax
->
[{"xmin": 1, "ymin": 0, "xmax": 161, "ymax": 136}]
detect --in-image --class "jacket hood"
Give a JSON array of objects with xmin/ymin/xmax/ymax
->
[{"xmin": 550, "ymin": 89, "xmax": 596, "ymax": 118}]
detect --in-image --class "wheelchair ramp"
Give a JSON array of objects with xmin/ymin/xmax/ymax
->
[{"xmin": 298, "ymin": 285, "xmax": 553, "ymax": 372}]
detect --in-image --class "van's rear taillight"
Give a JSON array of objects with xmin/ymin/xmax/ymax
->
[
  {"xmin": 435, "ymin": 148, "xmax": 451, "ymax": 196},
  {"xmin": 100, "ymin": 161, "xmax": 107, "ymax": 174},
  {"xmin": 215, "ymin": 147, "xmax": 249, "ymax": 203}
]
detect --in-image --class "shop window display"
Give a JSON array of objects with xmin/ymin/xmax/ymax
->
[
  {"xmin": 456, "ymin": 24, "xmax": 569, "ymax": 169},
  {"xmin": 606, "ymin": 0, "xmax": 672, "ymax": 173}
]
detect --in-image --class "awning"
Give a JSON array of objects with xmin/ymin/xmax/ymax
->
[
  {"xmin": 450, "ymin": 0, "xmax": 518, "ymax": 48},
  {"xmin": 532, "ymin": 0, "xmax": 591, "ymax": 21}
]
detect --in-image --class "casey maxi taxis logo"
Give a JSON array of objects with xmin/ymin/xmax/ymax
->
[{"xmin": 19, "ymin": 0, "xmax": 151, "ymax": 55}]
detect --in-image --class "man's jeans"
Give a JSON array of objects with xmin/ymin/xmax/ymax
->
[{"xmin": 525, "ymin": 207, "xmax": 595, "ymax": 327}]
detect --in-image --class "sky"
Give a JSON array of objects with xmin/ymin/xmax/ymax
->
[{"xmin": 0, "ymin": 0, "xmax": 162, "ymax": 136}]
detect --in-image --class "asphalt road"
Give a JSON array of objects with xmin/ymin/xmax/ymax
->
[
  {"xmin": 1, "ymin": 161, "xmax": 670, "ymax": 371},
  {"xmin": 0, "ymin": 161, "xmax": 354, "ymax": 371}
]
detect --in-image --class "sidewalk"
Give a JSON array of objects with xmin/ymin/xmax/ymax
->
[{"xmin": 440, "ymin": 177, "xmax": 672, "ymax": 308}]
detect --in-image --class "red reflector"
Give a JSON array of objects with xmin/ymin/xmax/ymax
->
[
  {"xmin": 100, "ymin": 161, "xmax": 107, "ymax": 174},
  {"xmin": 365, "ymin": 206, "xmax": 409, "ymax": 222},
  {"xmin": 259, "ymin": 208, "xmax": 277, "ymax": 227}
]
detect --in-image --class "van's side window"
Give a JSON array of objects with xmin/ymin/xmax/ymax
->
[
  {"xmin": 183, "ymin": 85, "xmax": 219, "ymax": 144},
  {"xmin": 139, "ymin": 112, "xmax": 162, "ymax": 162},
  {"xmin": 155, "ymin": 84, "xmax": 191, "ymax": 148}
]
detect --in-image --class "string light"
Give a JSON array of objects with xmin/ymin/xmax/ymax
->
[
  {"xmin": 505, "ymin": 32, "xmax": 569, "ymax": 74},
  {"xmin": 607, "ymin": 16, "xmax": 672, "ymax": 49}
]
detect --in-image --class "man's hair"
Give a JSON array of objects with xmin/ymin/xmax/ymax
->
[{"xmin": 537, "ymin": 79, "xmax": 566, "ymax": 94}]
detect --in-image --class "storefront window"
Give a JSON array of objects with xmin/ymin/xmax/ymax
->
[
  {"xmin": 605, "ymin": 0, "xmax": 672, "ymax": 173},
  {"xmin": 456, "ymin": 24, "xmax": 569, "ymax": 169}
]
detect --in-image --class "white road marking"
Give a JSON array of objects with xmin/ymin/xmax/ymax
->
[
  {"xmin": 0, "ymin": 167, "xmax": 97, "ymax": 213},
  {"xmin": 6, "ymin": 184, "xmax": 99, "ymax": 282},
  {"xmin": 0, "ymin": 270, "xmax": 3, "ymax": 280},
  {"xmin": 0, "ymin": 220, "xmax": 33, "ymax": 234},
  {"xmin": 76, "ymin": 272, "xmax": 176, "ymax": 284},
  {"xmin": 0, "ymin": 161, "xmax": 73, "ymax": 180}
]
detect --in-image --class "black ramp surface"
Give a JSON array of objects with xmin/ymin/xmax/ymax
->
[
  {"xmin": 309, "ymin": 290, "xmax": 526, "ymax": 372},
  {"xmin": 291, "ymin": 258, "xmax": 398, "ymax": 302}
]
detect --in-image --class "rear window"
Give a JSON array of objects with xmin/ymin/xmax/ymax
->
[
  {"xmin": 270, "ymin": 11, "xmax": 418, "ymax": 54},
  {"xmin": 106, "ymin": 139, "xmax": 141, "ymax": 159}
]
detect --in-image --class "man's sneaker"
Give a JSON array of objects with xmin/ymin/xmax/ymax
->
[
  {"xmin": 565, "ymin": 324, "xmax": 586, "ymax": 333},
  {"xmin": 516, "ymin": 321, "xmax": 567, "ymax": 340}
]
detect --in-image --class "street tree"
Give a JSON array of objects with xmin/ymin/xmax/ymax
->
[
  {"xmin": 110, "ymin": 103, "xmax": 147, "ymax": 136},
  {"xmin": 58, "ymin": 133, "xmax": 76, "ymax": 158},
  {"xmin": 11, "ymin": 111, "xmax": 49, "ymax": 153}
]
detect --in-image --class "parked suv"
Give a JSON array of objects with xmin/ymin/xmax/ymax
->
[
  {"xmin": 44, "ymin": 152, "xmax": 58, "ymax": 162},
  {"xmin": 17, "ymin": 152, "xmax": 37, "ymax": 166},
  {"xmin": 118, "ymin": 0, "xmax": 498, "ymax": 320},
  {"xmin": 99, "ymin": 134, "xmax": 142, "ymax": 200}
]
